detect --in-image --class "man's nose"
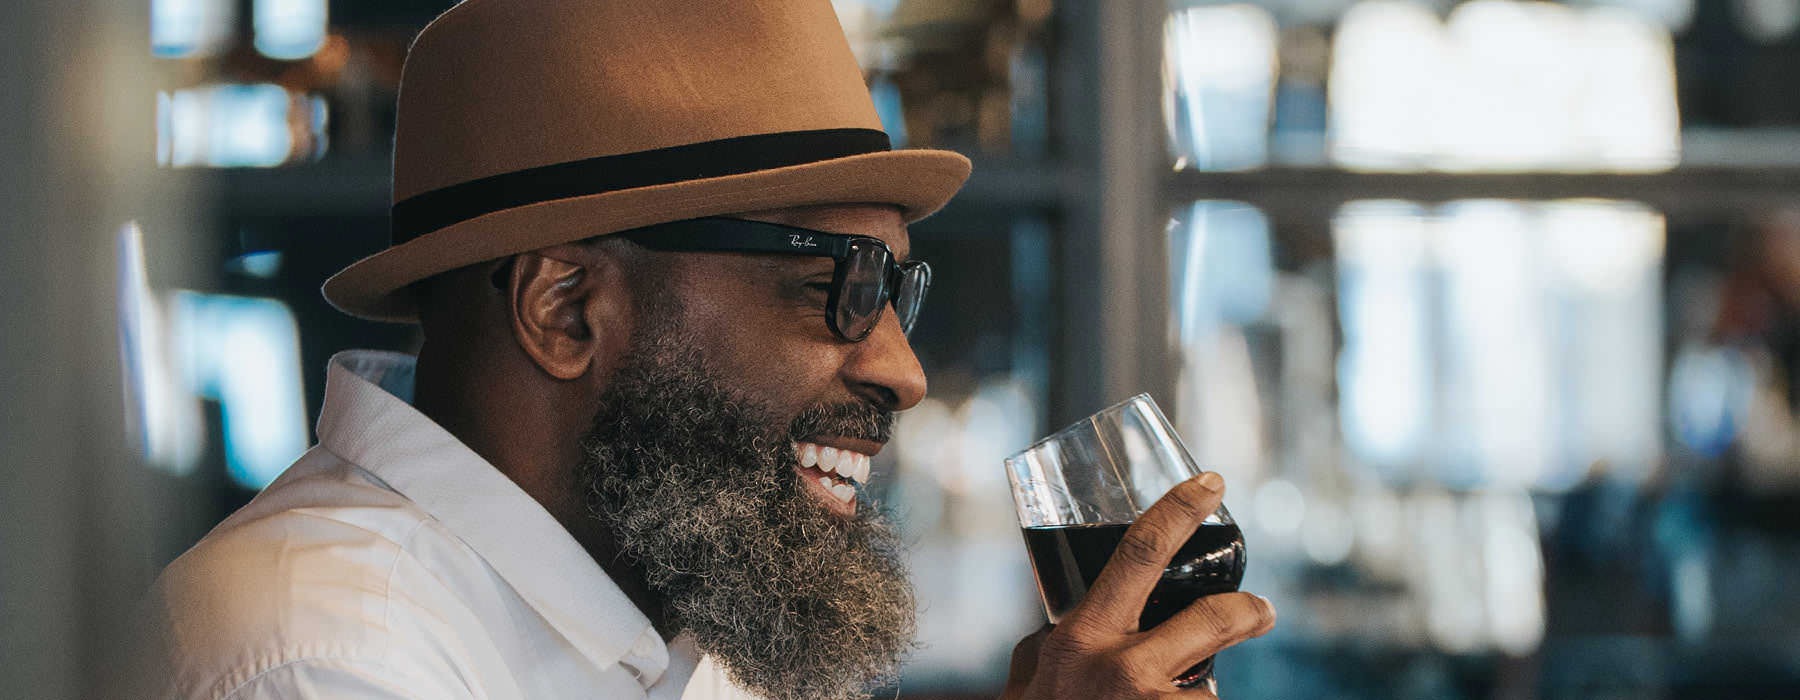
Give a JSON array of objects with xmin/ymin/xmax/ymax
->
[{"xmin": 841, "ymin": 307, "xmax": 927, "ymax": 412}]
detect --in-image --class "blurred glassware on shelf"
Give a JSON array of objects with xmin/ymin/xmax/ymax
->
[
  {"xmin": 118, "ymin": 222, "xmax": 202, "ymax": 477},
  {"xmin": 156, "ymin": 84, "xmax": 329, "ymax": 168},
  {"xmin": 1328, "ymin": 0, "xmax": 1679, "ymax": 172},
  {"xmin": 170, "ymin": 291, "xmax": 308, "ymax": 490},
  {"xmin": 1327, "ymin": 1, "xmax": 1446, "ymax": 171},
  {"xmin": 254, "ymin": 0, "xmax": 329, "ymax": 60},
  {"xmin": 1332, "ymin": 198, "xmax": 1665, "ymax": 492},
  {"xmin": 1333, "ymin": 200, "xmax": 1434, "ymax": 476},
  {"xmin": 152, "ymin": 0, "xmax": 235, "ymax": 58},
  {"xmin": 1170, "ymin": 200, "xmax": 1274, "ymax": 489},
  {"xmin": 116, "ymin": 224, "xmax": 309, "ymax": 490},
  {"xmin": 1163, "ymin": 4, "xmax": 1279, "ymax": 171}
]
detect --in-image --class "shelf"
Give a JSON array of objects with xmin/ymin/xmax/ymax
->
[
  {"xmin": 211, "ymin": 154, "xmax": 1800, "ymax": 220},
  {"xmin": 1167, "ymin": 166, "xmax": 1800, "ymax": 216}
]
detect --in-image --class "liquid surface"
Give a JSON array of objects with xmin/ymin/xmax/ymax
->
[
  {"xmin": 1022, "ymin": 522, "xmax": 1246, "ymax": 626},
  {"xmin": 1022, "ymin": 521, "xmax": 1247, "ymax": 687}
]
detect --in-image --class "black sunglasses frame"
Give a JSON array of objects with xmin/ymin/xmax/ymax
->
[{"xmin": 614, "ymin": 217, "xmax": 930, "ymax": 342}]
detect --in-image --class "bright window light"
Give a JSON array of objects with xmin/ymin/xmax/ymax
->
[
  {"xmin": 1176, "ymin": 327, "xmax": 1268, "ymax": 488},
  {"xmin": 1541, "ymin": 201, "xmax": 1665, "ymax": 487},
  {"xmin": 1410, "ymin": 489, "xmax": 1546, "ymax": 656},
  {"xmin": 1597, "ymin": 0, "xmax": 1696, "ymax": 32},
  {"xmin": 119, "ymin": 225, "xmax": 310, "ymax": 490},
  {"xmin": 151, "ymin": 0, "xmax": 234, "ymax": 58},
  {"xmin": 158, "ymin": 89, "xmax": 205, "ymax": 167},
  {"xmin": 173, "ymin": 292, "xmax": 308, "ymax": 490},
  {"xmin": 1333, "ymin": 200, "xmax": 1434, "ymax": 475},
  {"xmin": 1435, "ymin": 200, "xmax": 1556, "ymax": 488},
  {"xmin": 1163, "ymin": 4, "xmax": 1279, "ymax": 171},
  {"xmin": 1479, "ymin": 490, "xmax": 1546, "ymax": 655},
  {"xmin": 254, "ymin": 0, "xmax": 329, "ymax": 60},
  {"xmin": 1412, "ymin": 490, "xmax": 1485, "ymax": 653},
  {"xmin": 1172, "ymin": 202, "xmax": 1273, "ymax": 487},
  {"xmin": 1341, "ymin": 199, "xmax": 1666, "ymax": 492},
  {"xmin": 157, "ymin": 84, "xmax": 327, "ymax": 168},
  {"xmin": 212, "ymin": 84, "xmax": 294, "ymax": 166},
  {"xmin": 1437, "ymin": 1, "xmax": 1585, "ymax": 171},
  {"xmin": 1543, "ymin": 200, "xmax": 1666, "ymax": 296},
  {"xmin": 1331, "ymin": 0, "xmax": 1678, "ymax": 172},
  {"xmin": 1328, "ymin": 1, "xmax": 1448, "ymax": 171},
  {"xmin": 1572, "ymin": 8, "xmax": 1682, "ymax": 170},
  {"xmin": 116, "ymin": 223, "xmax": 205, "ymax": 475},
  {"xmin": 1171, "ymin": 201, "xmax": 1273, "ymax": 343}
]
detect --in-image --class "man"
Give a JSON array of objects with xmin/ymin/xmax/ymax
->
[{"xmin": 130, "ymin": 1, "xmax": 1275, "ymax": 699}]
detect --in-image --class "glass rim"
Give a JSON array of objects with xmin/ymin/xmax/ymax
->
[{"xmin": 1007, "ymin": 392, "xmax": 1158, "ymax": 462}]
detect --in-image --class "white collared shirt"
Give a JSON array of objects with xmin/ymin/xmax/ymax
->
[{"xmin": 130, "ymin": 350, "xmax": 761, "ymax": 700}]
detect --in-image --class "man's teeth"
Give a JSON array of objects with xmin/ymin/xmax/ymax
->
[
  {"xmin": 815, "ymin": 476, "xmax": 857, "ymax": 504},
  {"xmin": 791, "ymin": 441, "xmax": 871, "ymax": 485}
]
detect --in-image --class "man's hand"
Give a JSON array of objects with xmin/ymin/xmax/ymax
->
[{"xmin": 1001, "ymin": 474, "xmax": 1276, "ymax": 699}]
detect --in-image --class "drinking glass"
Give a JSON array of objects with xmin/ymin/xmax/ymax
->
[{"xmin": 1005, "ymin": 393, "xmax": 1245, "ymax": 691}]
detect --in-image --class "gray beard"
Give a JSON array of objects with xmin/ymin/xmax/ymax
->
[{"xmin": 577, "ymin": 330, "xmax": 916, "ymax": 700}]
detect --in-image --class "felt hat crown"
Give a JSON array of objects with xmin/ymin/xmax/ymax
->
[{"xmin": 323, "ymin": 0, "xmax": 972, "ymax": 321}]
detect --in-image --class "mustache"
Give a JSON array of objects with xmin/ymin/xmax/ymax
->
[{"xmin": 787, "ymin": 401, "xmax": 893, "ymax": 444}]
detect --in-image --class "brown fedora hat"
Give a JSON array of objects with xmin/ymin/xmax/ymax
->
[{"xmin": 323, "ymin": 0, "xmax": 971, "ymax": 321}]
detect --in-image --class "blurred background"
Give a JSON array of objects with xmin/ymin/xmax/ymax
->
[{"xmin": 4, "ymin": 0, "xmax": 1800, "ymax": 698}]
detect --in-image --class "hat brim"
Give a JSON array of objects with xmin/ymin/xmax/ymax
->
[{"xmin": 322, "ymin": 148, "xmax": 971, "ymax": 322}]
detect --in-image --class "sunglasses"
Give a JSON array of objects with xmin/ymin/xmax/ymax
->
[{"xmin": 615, "ymin": 217, "xmax": 931, "ymax": 342}]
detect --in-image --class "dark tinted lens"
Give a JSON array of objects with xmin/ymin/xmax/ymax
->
[
  {"xmin": 894, "ymin": 261, "xmax": 930, "ymax": 334},
  {"xmin": 835, "ymin": 241, "xmax": 891, "ymax": 339}
]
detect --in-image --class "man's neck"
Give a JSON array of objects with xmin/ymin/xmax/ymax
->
[
  {"xmin": 413, "ymin": 346, "xmax": 678, "ymax": 639},
  {"xmin": 561, "ymin": 512, "xmax": 678, "ymax": 640}
]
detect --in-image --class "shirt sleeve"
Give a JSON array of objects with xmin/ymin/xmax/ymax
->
[{"xmin": 222, "ymin": 658, "xmax": 471, "ymax": 700}]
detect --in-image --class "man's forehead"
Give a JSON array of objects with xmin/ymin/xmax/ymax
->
[{"xmin": 733, "ymin": 203, "xmax": 911, "ymax": 260}]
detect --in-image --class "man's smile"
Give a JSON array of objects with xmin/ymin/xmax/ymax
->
[{"xmin": 792, "ymin": 439, "xmax": 876, "ymax": 516}]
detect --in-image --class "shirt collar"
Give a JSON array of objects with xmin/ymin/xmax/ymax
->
[{"xmin": 315, "ymin": 350, "xmax": 671, "ymax": 685}]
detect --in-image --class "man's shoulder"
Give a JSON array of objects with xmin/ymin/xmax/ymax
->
[
  {"xmin": 134, "ymin": 451, "xmax": 463, "ymax": 699},
  {"xmin": 164, "ymin": 450, "xmax": 437, "ymax": 595}
]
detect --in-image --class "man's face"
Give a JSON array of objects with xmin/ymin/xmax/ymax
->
[
  {"xmin": 576, "ymin": 205, "xmax": 927, "ymax": 700},
  {"xmin": 658, "ymin": 204, "xmax": 927, "ymax": 516}
]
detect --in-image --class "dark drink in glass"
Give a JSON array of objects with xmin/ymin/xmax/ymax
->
[
  {"xmin": 1021, "ymin": 522, "xmax": 1247, "ymax": 687},
  {"xmin": 1005, "ymin": 394, "xmax": 1244, "ymax": 691}
]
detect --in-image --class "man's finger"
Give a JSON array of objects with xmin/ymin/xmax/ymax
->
[
  {"xmin": 1001, "ymin": 624, "xmax": 1053, "ymax": 700},
  {"xmin": 1068, "ymin": 474, "xmax": 1226, "ymax": 632},
  {"xmin": 1135, "ymin": 592, "xmax": 1276, "ymax": 675}
]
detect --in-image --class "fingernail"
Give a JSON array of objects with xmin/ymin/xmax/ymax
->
[{"xmin": 1197, "ymin": 471, "xmax": 1224, "ymax": 492}]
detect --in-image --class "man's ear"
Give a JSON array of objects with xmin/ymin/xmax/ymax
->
[{"xmin": 506, "ymin": 245, "xmax": 629, "ymax": 381}]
